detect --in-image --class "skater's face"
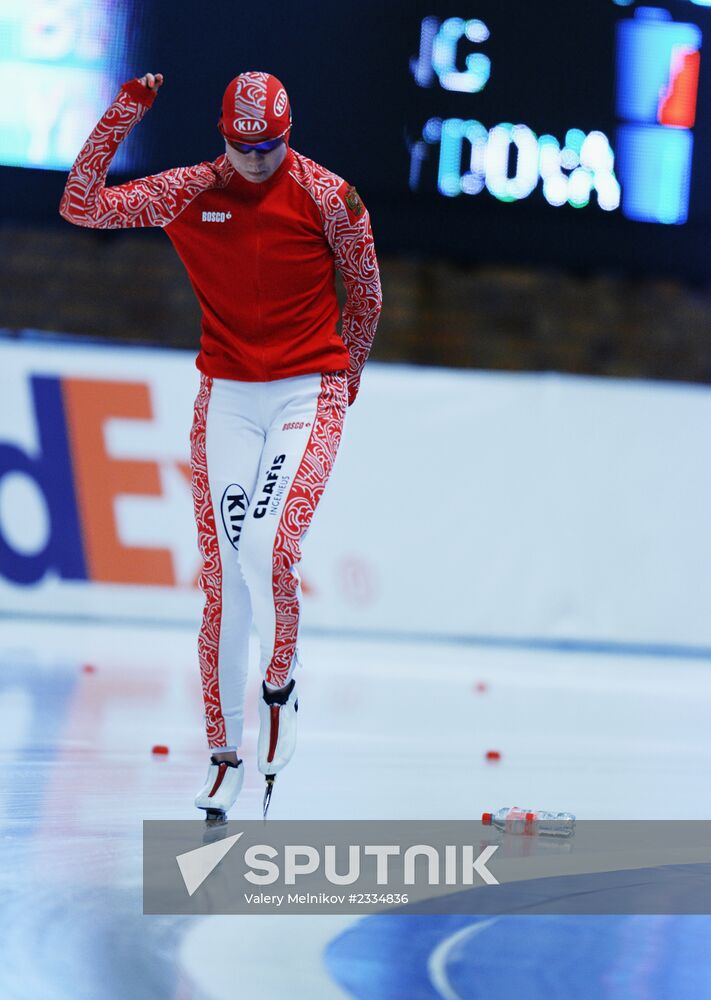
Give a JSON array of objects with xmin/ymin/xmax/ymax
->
[{"xmin": 224, "ymin": 137, "xmax": 287, "ymax": 183}]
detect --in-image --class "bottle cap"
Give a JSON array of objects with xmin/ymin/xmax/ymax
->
[{"xmin": 482, "ymin": 812, "xmax": 493, "ymax": 825}]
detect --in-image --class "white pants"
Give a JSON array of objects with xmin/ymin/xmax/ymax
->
[{"xmin": 190, "ymin": 371, "xmax": 347, "ymax": 750}]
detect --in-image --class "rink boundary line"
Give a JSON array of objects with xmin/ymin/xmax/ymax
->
[
  {"xmin": 3, "ymin": 609, "xmax": 711, "ymax": 663},
  {"xmin": 306, "ymin": 626, "xmax": 711, "ymax": 662},
  {"xmin": 428, "ymin": 918, "xmax": 499, "ymax": 1000}
]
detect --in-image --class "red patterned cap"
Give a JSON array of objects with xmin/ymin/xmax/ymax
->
[{"xmin": 218, "ymin": 71, "xmax": 292, "ymax": 144}]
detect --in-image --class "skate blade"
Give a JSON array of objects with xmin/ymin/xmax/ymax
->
[
  {"xmin": 263, "ymin": 775, "xmax": 275, "ymax": 820},
  {"xmin": 204, "ymin": 808, "xmax": 227, "ymax": 828}
]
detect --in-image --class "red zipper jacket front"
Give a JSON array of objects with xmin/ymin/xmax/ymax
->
[{"xmin": 59, "ymin": 79, "xmax": 382, "ymax": 401}]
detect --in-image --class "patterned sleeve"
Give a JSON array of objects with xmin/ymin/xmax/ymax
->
[
  {"xmin": 59, "ymin": 79, "xmax": 220, "ymax": 229},
  {"xmin": 323, "ymin": 184, "xmax": 383, "ymax": 406}
]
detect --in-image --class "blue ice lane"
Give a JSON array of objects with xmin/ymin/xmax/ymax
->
[
  {"xmin": 325, "ymin": 915, "xmax": 711, "ymax": 1000},
  {"xmin": 0, "ymin": 658, "xmax": 79, "ymax": 836}
]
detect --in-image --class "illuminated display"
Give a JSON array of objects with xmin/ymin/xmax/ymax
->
[
  {"xmin": 4, "ymin": 0, "xmax": 711, "ymax": 274},
  {"xmin": 408, "ymin": 12, "xmax": 621, "ymax": 213},
  {"xmin": 615, "ymin": 7, "xmax": 701, "ymax": 223},
  {"xmin": 0, "ymin": 0, "xmax": 144, "ymax": 172},
  {"xmin": 411, "ymin": 16, "xmax": 491, "ymax": 93},
  {"xmin": 408, "ymin": 5, "xmax": 703, "ymax": 225},
  {"xmin": 413, "ymin": 119, "xmax": 621, "ymax": 212}
]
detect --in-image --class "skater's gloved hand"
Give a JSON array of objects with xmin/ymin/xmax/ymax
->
[
  {"xmin": 138, "ymin": 72, "xmax": 164, "ymax": 93},
  {"xmin": 121, "ymin": 72, "xmax": 163, "ymax": 107}
]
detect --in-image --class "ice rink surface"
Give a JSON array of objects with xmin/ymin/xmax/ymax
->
[{"xmin": 1, "ymin": 616, "xmax": 711, "ymax": 999}]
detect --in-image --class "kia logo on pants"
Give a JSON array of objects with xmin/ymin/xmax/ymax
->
[{"xmin": 221, "ymin": 484, "xmax": 249, "ymax": 550}]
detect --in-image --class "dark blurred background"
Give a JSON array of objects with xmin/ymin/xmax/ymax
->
[{"xmin": 3, "ymin": 0, "xmax": 711, "ymax": 381}]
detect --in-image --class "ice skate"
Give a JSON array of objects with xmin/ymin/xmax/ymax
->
[
  {"xmin": 195, "ymin": 755, "xmax": 244, "ymax": 825},
  {"xmin": 258, "ymin": 678, "xmax": 298, "ymax": 817}
]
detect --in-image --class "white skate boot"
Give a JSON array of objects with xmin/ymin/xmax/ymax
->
[
  {"xmin": 195, "ymin": 755, "xmax": 244, "ymax": 825},
  {"xmin": 258, "ymin": 679, "xmax": 298, "ymax": 817}
]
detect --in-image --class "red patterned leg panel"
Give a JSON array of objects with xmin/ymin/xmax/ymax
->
[
  {"xmin": 266, "ymin": 373, "xmax": 347, "ymax": 687},
  {"xmin": 190, "ymin": 374, "xmax": 227, "ymax": 748}
]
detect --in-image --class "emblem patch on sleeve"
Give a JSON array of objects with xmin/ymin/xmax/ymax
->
[{"xmin": 344, "ymin": 185, "xmax": 365, "ymax": 220}]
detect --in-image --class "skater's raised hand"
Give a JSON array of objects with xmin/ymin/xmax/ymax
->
[{"xmin": 138, "ymin": 72, "xmax": 164, "ymax": 93}]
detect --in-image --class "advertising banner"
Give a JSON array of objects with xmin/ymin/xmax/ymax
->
[{"xmin": 1, "ymin": 335, "xmax": 710, "ymax": 651}]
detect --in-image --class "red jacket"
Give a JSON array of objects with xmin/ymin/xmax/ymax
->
[{"xmin": 59, "ymin": 79, "xmax": 382, "ymax": 403}]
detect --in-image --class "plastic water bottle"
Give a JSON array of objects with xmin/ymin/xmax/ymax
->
[{"xmin": 482, "ymin": 806, "xmax": 575, "ymax": 838}]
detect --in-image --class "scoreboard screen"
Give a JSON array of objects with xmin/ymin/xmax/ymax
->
[
  {"xmin": 406, "ymin": 3, "xmax": 706, "ymax": 226},
  {"xmin": 4, "ymin": 0, "xmax": 711, "ymax": 277},
  {"xmin": 0, "ymin": 0, "xmax": 147, "ymax": 172},
  {"xmin": 369, "ymin": 0, "xmax": 711, "ymax": 275}
]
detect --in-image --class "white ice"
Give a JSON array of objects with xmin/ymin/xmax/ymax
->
[{"xmin": 1, "ymin": 617, "xmax": 710, "ymax": 998}]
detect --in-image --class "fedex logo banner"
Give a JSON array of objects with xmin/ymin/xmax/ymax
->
[
  {"xmin": 0, "ymin": 337, "xmax": 375, "ymax": 628},
  {"xmin": 1, "ymin": 375, "xmax": 186, "ymax": 586},
  {"xmin": 0, "ymin": 339, "xmax": 204, "ymax": 621},
  {"xmin": 6, "ymin": 335, "xmax": 709, "ymax": 651}
]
